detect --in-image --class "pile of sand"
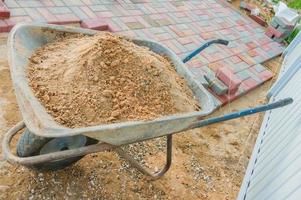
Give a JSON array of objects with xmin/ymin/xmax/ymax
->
[{"xmin": 27, "ymin": 32, "xmax": 200, "ymax": 128}]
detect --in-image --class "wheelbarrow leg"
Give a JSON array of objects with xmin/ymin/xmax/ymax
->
[{"xmin": 116, "ymin": 134, "xmax": 172, "ymax": 180}]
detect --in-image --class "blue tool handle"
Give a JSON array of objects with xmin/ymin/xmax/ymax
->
[
  {"xmin": 182, "ymin": 39, "xmax": 229, "ymax": 63},
  {"xmin": 191, "ymin": 97, "xmax": 293, "ymax": 129}
]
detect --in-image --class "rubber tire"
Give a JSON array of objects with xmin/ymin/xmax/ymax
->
[{"xmin": 17, "ymin": 129, "xmax": 98, "ymax": 171}]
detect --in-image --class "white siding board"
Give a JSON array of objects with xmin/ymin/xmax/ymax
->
[{"xmin": 237, "ymin": 32, "xmax": 301, "ymax": 200}]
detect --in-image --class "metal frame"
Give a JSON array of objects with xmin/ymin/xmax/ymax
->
[
  {"xmin": 2, "ymin": 121, "xmax": 172, "ymax": 179},
  {"xmin": 116, "ymin": 135, "xmax": 172, "ymax": 180},
  {"xmin": 7, "ymin": 23, "xmax": 216, "ymax": 143}
]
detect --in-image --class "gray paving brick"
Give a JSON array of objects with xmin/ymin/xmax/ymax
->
[
  {"xmin": 149, "ymin": 27, "xmax": 166, "ymax": 35},
  {"xmin": 229, "ymin": 62, "xmax": 249, "ymax": 73},
  {"xmin": 106, "ymin": 5, "xmax": 124, "ymax": 16},
  {"xmin": 52, "ymin": 0, "xmax": 65, "ymax": 6},
  {"xmin": 4, "ymin": 0, "xmax": 19, "ymax": 8},
  {"xmin": 10, "ymin": 8, "xmax": 27, "ymax": 16},
  {"xmin": 89, "ymin": 5, "xmax": 108, "ymax": 12},
  {"xmin": 70, "ymin": 7, "xmax": 89, "ymax": 19},
  {"xmin": 189, "ymin": 67, "xmax": 204, "ymax": 77},
  {"xmin": 24, "ymin": 8, "xmax": 46, "ymax": 21},
  {"xmin": 249, "ymin": 70, "xmax": 263, "ymax": 83},
  {"xmin": 133, "ymin": 29, "xmax": 149, "ymax": 39},
  {"xmin": 197, "ymin": 75, "xmax": 209, "ymax": 87},
  {"xmin": 184, "ymin": 42, "xmax": 198, "ymax": 52},
  {"xmin": 236, "ymin": 70, "xmax": 251, "ymax": 81},
  {"xmin": 18, "ymin": 0, "xmax": 42, "ymax": 7},
  {"xmin": 61, "ymin": 0, "xmax": 83, "ymax": 6},
  {"xmin": 201, "ymin": 66, "xmax": 215, "ymax": 78},
  {"xmin": 111, "ymin": 18, "xmax": 130, "ymax": 31},
  {"xmin": 253, "ymin": 55, "xmax": 265, "ymax": 64},
  {"xmin": 172, "ymin": 40, "xmax": 188, "ymax": 53},
  {"xmin": 277, "ymin": 26, "xmax": 293, "ymax": 35},
  {"xmin": 48, "ymin": 7, "xmax": 72, "ymax": 14},
  {"xmin": 253, "ymin": 64, "xmax": 265, "ymax": 73},
  {"xmin": 204, "ymin": 75, "xmax": 228, "ymax": 95}
]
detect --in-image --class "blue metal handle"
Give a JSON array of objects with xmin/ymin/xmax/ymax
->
[
  {"xmin": 182, "ymin": 39, "xmax": 229, "ymax": 63},
  {"xmin": 191, "ymin": 97, "xmax": 293, "ymax": 129}
]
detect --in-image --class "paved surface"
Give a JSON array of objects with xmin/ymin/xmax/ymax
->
[{"xmin": 2, "ymin": 0, "xmax": 285, "ymax": 105}]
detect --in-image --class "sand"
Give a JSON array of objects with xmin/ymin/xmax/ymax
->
[{"xmin": 27, "ymin": 32, "xmax": 200, "ymax": 128}]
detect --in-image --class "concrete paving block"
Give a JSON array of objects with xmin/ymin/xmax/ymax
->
[
  {"xmin": 198, "ymin": 74, "xmax": 210, "ymax": 87},
  {"xmin": 272, "ymin": 16, "xmax": 295, "ymax": 29},
  {"xmin": 270, "ymin": 18, "xmax": 279, "ymax": 28},
  {"xmin": 216, "ymin": 67, "xmax": 242, "ymax": 94},
  {"xmin": 240, "ymin": 2, "xmax": 247, "ymax": 9},
  {"xmin": 266, "ymin": 25, "xmax": 284, "ymax": 38},
  {"xmin": 81, "ymin": 18, "xmax": 109, "ymax": 31},
  {"xmin": 249, "ymin": 15, "xmax": 266, "ymax": 27},
  {"xmin": 204, "ymin": 74, "xmax": 228, "ymax": 95},
  {"xmin": 236, "ymin": 70, "xmax": 251, "ymax": 81},
  {"xmin": 277, "ymin": 26, "xmax": 293, "ymax": 35}
]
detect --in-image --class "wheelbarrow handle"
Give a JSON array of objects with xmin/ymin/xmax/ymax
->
[
  {"xmin": 190, "ymin": 97, "xmax": 293, "ymax": 129},
  {"xmin": 182, "ymin": 39, "xmax": 229, "ymax": 63}
]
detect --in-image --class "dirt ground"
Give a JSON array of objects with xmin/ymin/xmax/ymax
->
[
  {"xmin": 231, "ymin": 0, "xmax": 274, "ymax": 22},
  {"xmin": 0, "ymin": 29, "xmax": 282, "ymax": 200}
]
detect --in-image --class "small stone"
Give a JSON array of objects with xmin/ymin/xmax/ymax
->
[
  {"xmin": 110, "ymin": 60, "xmax": 120, "ymax": 67},
  {"xmin": 102, "ymin": 90, "xmax": 113, "ymax": 98},
  {"xmin": 111, "ymin": 110, "xmax": 120, "ymax": 117}
]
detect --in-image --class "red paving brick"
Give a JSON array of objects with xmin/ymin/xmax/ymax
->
[
  {"xmin": 0, "ymin": 1, "xmax": 10, "ymax": 19},
  {"xmin": 249, "ymin": 15, "xmax": 267, "ymax": 27},
  {"xmin": 266, "ymin": 25, "xmax": 285, "ymax": 38},
  {"xmin": 216, "ymin": 67, "xmax": 242, "ymax": 94},
  {"xmin": 81, "ymin": 18, "xmax": 109, "ymax": 31}
]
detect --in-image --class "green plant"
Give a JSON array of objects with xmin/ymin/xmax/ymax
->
[
  {"xmin": 287, "ymin": 0, "xmax": 301, "ymax": 9},
  {"xmin": 272, "ymin": 0, "xmax": 281, "ymax": 3},
  {"xmin": 285, "ymin": 27, "xmax": 300, "ymax": 44}
]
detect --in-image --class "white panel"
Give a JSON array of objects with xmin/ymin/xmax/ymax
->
[
  {"xmin": 237, "ymin": 32, "xmax": 301, "ymax": 200},
  {"xmin": 247, "ymin": 130, "xmax": 301, "ymax": 199},
  {"xmin": 249, "ymin": 125, "xmax": 301, "ymax": 185},
  {"xmin": 286, "ymin": 184, "xmax": 301, "ymax": 200}
]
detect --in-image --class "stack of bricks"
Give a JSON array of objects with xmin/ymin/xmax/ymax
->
[
  {"xmin": 266, "ymin": 16, "xmax": 296, "ymax": 42},
  {"xmin": 202, "ymin": 67, "xmax": 228, "ymax": 95},
  {"xmin": 216, "ymin": 67, "xmax": 242, "ymax": 94},
  {"xmin": 195, "ymin": 65, "xmax": 242, "ymax": 97}
]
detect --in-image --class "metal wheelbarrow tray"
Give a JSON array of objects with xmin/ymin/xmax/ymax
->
[
  {"xmin": 2, "ymin": 23, "xmax": 292, "ymax": 179},
  {"xmin": 8, "ymin": 23, "xmax": 215, "ymax": 144}
]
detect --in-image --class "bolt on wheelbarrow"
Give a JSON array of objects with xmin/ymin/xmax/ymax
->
[{"xmin": 2, "ymin": 23, "xmax": 293, "ymax": 180}]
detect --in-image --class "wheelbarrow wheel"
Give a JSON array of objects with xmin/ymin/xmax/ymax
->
[{"xmin": 17, "ymin": 129, "xmax": 98, "ymax": 171}]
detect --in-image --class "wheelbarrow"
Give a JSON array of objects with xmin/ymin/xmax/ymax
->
[{"xmin": 2, "ymin": 23, "xmax": 292, "ymax": 179}]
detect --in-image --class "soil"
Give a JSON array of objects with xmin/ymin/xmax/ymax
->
[
  {"xmin": 28, "ymin": 32, "xmax": 199, "ymax": 128},
  {"xmin": 0, "ymin": 29, "xmax": 282, "ymax": 200},
  {"xmin": 231, "ymin": 0, "xmax": 275, "ymax": 23}
]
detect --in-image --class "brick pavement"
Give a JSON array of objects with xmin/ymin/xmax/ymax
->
[{"xmin": 0, "ymin": 0, "xmax": 285, "ymax": 106}]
